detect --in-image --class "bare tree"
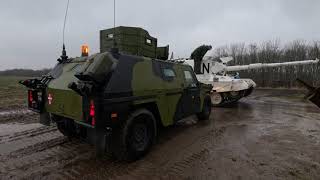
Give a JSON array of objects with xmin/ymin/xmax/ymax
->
[{"xmin": 211, "ymin": 40, "xmax": 320, "ymax": 88}]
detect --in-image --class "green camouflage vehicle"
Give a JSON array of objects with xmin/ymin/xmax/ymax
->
[{"xmin": 20, "ymin": 26, "xmax": 212, "ymax": 161}]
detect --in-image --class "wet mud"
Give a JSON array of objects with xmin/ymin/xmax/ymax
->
[{"xmin": 0, "ymin": 89, "xmax": 319, "ymax": 179}]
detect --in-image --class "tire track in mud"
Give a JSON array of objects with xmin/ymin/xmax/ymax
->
[
  {"xmin": 0, "ymin": 111, "xmax": 138, "ymax": 179},
  {"xmin": 0, "ymin": 112, "xmax": 118, "ymax": 180},
  {"xmin": 6, "ymin": 133, "xmax": 66, "ymax": 159},
  {"xmin": 0, "ymin": 126, "xmax": 56, "ymax": 144},
  {"xmin": 0, "ymin": 109, "xmax": 31, "ymax": 116},
  {"xmin": 33, "ymin": 121, "xmax": 227, "ymax": 180},
  {"xmin": 161, "ymin": 126, "xmax": 226, "ymax": 178},
  {"xmin": 49, "ymin": 151, "xmax": 140, "ymax": 180},
  {"xmin": 112, "ymin": 124, "xmax": 227, "ymax": 180},
  {"xmin": 0, "ymin": 110, "xmax": 37, "ymax": 124},
  {"xmin": 0, "ymin": 136, "xmax": 94, "ymax": 179},
  {"xmin": 0, "ymin": 116, "xmax": 68, "ymax": 180},
  {"xmin": 0, "ymin": 116, "xmax": 227, "ymax": 179},
  {"xmin": 0, "ymin": 130, "xmax": 63, "ymax": 156},
  {"xmin": 0, "ymin": 102, "xmax": 27, "ymax": 112},
  {"xmin": 2, "ymin": 89, "xmax": 319, "ymax": 179}
]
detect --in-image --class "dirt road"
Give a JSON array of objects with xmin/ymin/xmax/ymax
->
[{"xmin": 0, "ymin": 89, "xmax": 319, "ymax": 180}]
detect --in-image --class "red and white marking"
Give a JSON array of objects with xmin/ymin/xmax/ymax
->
[{"xmin": 48, "ymin": 93, "xmax": 53, "ymax": 105}]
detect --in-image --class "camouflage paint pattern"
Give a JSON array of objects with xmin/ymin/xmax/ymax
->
[
  {"xmin": 46, "ymin": 60, "xmax": 86, "ymax": 121},
  {"xmin": 45, "ymin": 51, "xmax": 211, "ymax": 127}
]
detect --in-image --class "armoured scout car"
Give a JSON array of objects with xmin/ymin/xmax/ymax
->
[{"xmin": 20, "ymin": 26, "xmax": 212, "ymax": 160}]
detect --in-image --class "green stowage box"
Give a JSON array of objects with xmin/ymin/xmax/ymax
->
[{"xmin": 100, "ymin": 26, "xmax": 168, "ymax": 60}]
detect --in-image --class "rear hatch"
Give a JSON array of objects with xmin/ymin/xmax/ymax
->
[
  {"xmin": 46, "ymin": 60, "xmax": 85, "ymax": 121},
  {"xmin": 45, "ymin": 52, "xmax": 117, "ymax": 122}
]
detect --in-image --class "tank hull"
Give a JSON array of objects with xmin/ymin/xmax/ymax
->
[
  {"xmin": 197, "ymin": 74, "xmax": 256, "ymax": 106},
  {"xmin": 210, "ymin": 87, "xmax": 254, "ymax": 106}
]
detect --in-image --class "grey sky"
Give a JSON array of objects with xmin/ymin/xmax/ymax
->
[{"xmin": 0, "ymin": 0, "xmax": 319, "ymax": 70}]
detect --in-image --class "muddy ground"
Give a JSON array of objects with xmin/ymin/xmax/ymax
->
[{"xmin": 0, "ymin": 89, "xmax": 319, "ymax": 180}]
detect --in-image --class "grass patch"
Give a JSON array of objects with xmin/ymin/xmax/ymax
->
[{"xmin": 0, "ymin": 76, "xmax": 30, "ymax": 110}]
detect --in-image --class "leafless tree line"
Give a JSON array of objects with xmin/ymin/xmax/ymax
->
[{"xmin": 211, "ymin": 40, "xmax": 320, "ymax": 88}]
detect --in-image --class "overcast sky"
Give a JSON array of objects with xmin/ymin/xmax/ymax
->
[{"xmin": 0, "ymin": 0, "xmax": 319, "ymax": 70}]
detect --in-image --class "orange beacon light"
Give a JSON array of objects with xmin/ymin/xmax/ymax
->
[{"xmin": 81, "ymin": 45, "xmax": 89, "ymax": 57}]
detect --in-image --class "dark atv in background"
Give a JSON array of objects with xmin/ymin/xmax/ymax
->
[{"xmin": 20, "ymin": 26, "xmax": 212, "ymax": 161}]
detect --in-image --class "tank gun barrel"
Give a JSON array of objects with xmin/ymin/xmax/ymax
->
[{"xmin": 226, "ymin": 59, "xmax": 319, "ymax": 72}]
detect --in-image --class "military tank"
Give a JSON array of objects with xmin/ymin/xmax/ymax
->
[{"xmin": 183, "ymin": 45, "xmax": 320, "ymax": 106}]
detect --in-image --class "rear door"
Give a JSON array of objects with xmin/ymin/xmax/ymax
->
[{"xmin": 181, "ymin": 66, "xmax": 201, "ymax": 116}]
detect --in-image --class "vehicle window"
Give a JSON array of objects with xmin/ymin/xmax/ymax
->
[
  {"xmin": 69, "ymin": 64, "xmax": 83, "ymax": 73},
  {"xmin": 184, "ymin": 70, "xmax": 197, "ymax": 87},
  {"xmin": 163, "ymin": 68, "xmax": 176, "ymax": 78},
  {"xmin": 107, "ymin": 34, "xmax": 114, "ymax": 39},
  {"xmin": 146, "ymin": 38, "xmax": 152, "ymax": 44}
]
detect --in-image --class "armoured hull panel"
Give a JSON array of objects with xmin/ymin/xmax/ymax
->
[
  {"xmin": 46, "ymin": 62, "xmax": 85, "ymax": 121},
  {"xmin": 197, "ymin": 74, "xmax": 256, "ymax": 92},
  {"xmin": 197, "ymin": 74, "xmax": 256, "ymax": 105}
]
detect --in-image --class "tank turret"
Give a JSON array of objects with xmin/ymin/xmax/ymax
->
[{"xmin": 182, "ymin": 45, "xmax": 320, "ymax": 106}]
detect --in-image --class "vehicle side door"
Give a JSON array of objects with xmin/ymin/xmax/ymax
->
[
  {"xmin": 160, "ymin": 63, "xmax": 185, "ymax": 123},
  {"xmin": 181, "ymin": 66, "xmax": 201, "ymax": 116}
]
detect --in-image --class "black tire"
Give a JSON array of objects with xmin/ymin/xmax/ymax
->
[
  {"xmin": 112, "ymin": 109, "xmax": 157, "ymax": 161},
  {"xmin": 229, "ymin": 91, "xmax": 241, "ymax": 98},
  {"xmin": 197, "ymin": 96, "xmax": 212, "ymax": 121}
]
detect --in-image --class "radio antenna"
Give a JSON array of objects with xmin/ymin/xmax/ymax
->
[
  {"xmin": 114, "ymin": 0, "xmax": 116, "ymax": 29},
  {"xmin": 59, "ymin": 0, "xmax": 70, "ymax": 62},
  {"xmin": 113, "ymin": 0, "xmax": 117, "ymax": 48},
  {"xmin": 63, "ymin": 0, "xmax": 70, "ymax": 46}
]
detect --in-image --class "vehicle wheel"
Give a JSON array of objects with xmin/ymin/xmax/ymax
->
[
  {"xmin": 230, "ymin": 91, "xmax": 240, "ymax": 97},
  {"xmin": 197, "ymin": 96, "xmax": 212, "ymax": 121},
  {"xmin": 211, "ymin": 92, "xmax": 223, "ymax": 106},
  {"xmin": 112, "ymin": 109, "xmax": 157, "ymax": 161}
]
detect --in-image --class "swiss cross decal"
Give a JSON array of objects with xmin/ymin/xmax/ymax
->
[{"xmin": 48, "ymin": 93, "xmax": 53, "ymax": 105}]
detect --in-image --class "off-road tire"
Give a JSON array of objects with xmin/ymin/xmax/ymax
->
[
  {"xmin": 197, "ymin": 96, "xmax": 212, "ymax": 121},
  {"xmin": 112, "ymin": 109, "xmax": 157, "ymax": 161},
  {"xmin": 229, "ymin": 91, "xmax": 241, "ymax": 98},
  {"xmin": 211, "ymin": 92, "xmax": 223, "ymax": 106}
]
